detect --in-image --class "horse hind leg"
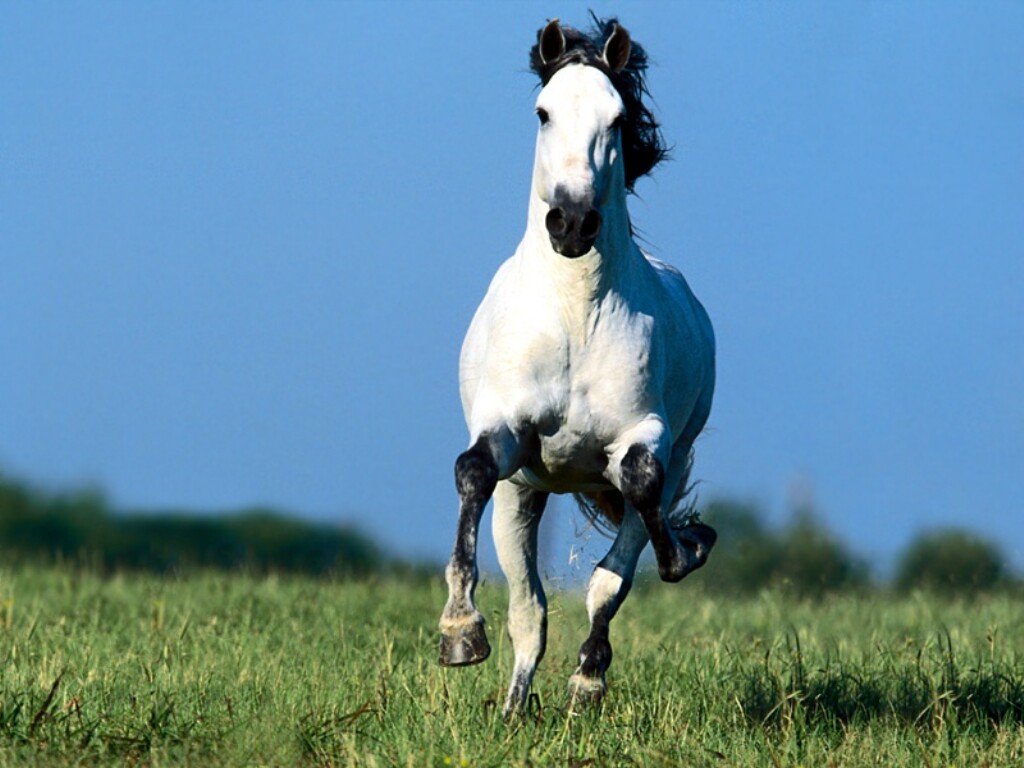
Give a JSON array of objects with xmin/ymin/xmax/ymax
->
[
  {"xmin": 492, "ymin": 481, "xmax": 548, "ymax": 718},
  {"xmin": 569, "ymin": 500, "xmax": 647, "ymax": 710}
]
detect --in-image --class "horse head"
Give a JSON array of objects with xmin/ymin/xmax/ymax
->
[{"xmin": 529, "ymin": 18, "xmax": 667, "ymax": 259}]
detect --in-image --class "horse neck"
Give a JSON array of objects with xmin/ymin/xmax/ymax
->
[{"xmin": 522, "ymin": 185, "xmax": 643, "ymax": 307}]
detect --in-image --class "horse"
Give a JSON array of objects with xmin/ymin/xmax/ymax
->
[{"xmin": 438, "ymin": 16, "xmax": 717, "ymax": 717}]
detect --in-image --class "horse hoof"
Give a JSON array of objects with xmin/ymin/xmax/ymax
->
[
  {"xmin": 567, "ymin": 673, "xmax": 606, "ymax": 711},
  {"xmin": 439, "ymin": 622, "xmax": 491, "ymax": 667},
  {"xmin": 659, "ymin": 522, "xmax": 717, "ymax": 582},
  {"xmin": 678, "ymin": 522, "xmax": 716, "ymax": 564}
]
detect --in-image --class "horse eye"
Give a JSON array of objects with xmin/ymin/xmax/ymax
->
[{"xmin": 536, "ymin": 107, "xmax": 550, "ymax": 125}]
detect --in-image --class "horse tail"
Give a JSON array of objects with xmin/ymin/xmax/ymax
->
[{"xmin": 572, "ymin": 491, "xmax": 622, "ymax": 537}]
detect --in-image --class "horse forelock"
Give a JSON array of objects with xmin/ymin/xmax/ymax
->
[{"xmin": 528, "ymin": 15, "xmax": 669, "ymax": 193}]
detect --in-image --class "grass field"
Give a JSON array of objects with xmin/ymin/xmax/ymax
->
[{"xmin": 1, "ymin": 566, "xmax": 1022, "ymax": 766}]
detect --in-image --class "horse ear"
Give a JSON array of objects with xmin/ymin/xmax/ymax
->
[
  {"xmin": 539, "ymin": 19, "xmax": 566, "ymax": 64},
  {"xmin": 602, "ymin": 23, "xmax": 631, "ymax": 73}
]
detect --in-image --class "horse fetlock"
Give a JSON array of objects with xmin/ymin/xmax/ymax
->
[
  {"xmin": 444, "ymin": 559, "xmax": 477, "ymax": 594},
  {"xmin": 439, "ymin": 613, "xmax": 491, "ymax": 667},
  {"xmin": 578, "ymin": 636, "xmax": 612, "ymax": 678},
  {"xmin": 501, "ymin": 698, "xmax": 522, "ymax": 721},
  {"xmin": 502, "ymin": 670, "xmax": 535, "ymax": 719}
]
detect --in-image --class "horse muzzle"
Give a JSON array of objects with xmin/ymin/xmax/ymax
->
[{"xmin": 545, "ymin": 202, "xmax": 602, "ymax": 259}]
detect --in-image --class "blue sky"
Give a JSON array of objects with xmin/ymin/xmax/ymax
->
[{"xmin": 2, "ymin": 2, "xmax": 1022, "ymax": 580}]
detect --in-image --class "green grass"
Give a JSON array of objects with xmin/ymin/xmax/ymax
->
[{"xmin": 1, "ymin": 567, "xmax": 1023, "ymax": 766}]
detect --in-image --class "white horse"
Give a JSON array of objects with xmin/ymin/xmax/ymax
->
[{"xmin": 438, "ymin": 17, "xmax": 717, "ymax": 716}]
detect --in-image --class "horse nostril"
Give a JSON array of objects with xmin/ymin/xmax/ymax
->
[
  {"xmin": 580, "ymin": 209, "xmax": 602, "ymax": 240},
  {"xmin": 545, "ymin": 208, "xmax": 568, "ymax": 237}
]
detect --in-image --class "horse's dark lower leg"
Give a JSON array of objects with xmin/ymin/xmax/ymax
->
[
  {"xmin": 569, "ymin": 587, "xmax": 625, "ymax": 708},
  {"xmin": 568, "ymin": 507, "xmax": 647, "ymax": 710},
  {"xmin": 620, "ymin": 444, "xmax": 715, "ymax": 583},
  {"xmin": 439, "ymin": 439, "xmax": 498, "ymax": 666}
]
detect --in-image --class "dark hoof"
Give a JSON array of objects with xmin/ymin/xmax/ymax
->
[
  {"xmin": 658, "ymin": 522, "xmax": 717, "ymax": 582},
  {"xmin": 657, "ymin": 558, "xmax": 688, "ymax": 583},
  {"xmin": 439, "ymin": 622, "xmax": 491, "ymax": 667},
  {"xmin": 679, "ymin": 522, "xmax": 717, "ymax": 563}
]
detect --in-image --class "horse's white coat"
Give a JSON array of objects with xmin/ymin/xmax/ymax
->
[
  {"xmin": 585, "ymin": 566, "xmax": 624, "ymax": 622},
  {"xmin": 450, "ymin": 55, "xmax": 714, "ymax": 717},
  {"xmin": 460, "ymin": 63, "xmax": 714, "ymax": 493},
  {"xmin": 492, "ymin": 482, "xmax": 547, "ymax": 708}
]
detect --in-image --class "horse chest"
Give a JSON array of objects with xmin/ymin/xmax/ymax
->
[{"xmin": 515, "ymin": 324, "xmax": 654, "ymax": 489}]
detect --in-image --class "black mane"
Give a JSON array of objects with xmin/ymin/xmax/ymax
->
[{"xmin": 529, "ymin": 15, "xmax": 669, "ymax": 193}]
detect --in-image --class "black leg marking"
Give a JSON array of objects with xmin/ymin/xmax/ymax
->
[
  {"xmin": 455, "ymin": 442, "xmax": 499, "ymax": 502},
  {"xmin": 569, "ymin": 574, "xmax": 633, "ymax": 710},
  {"xmin": 578, "ymin": 629, "xmax": 612, "ymax": 679},
  {"xmin": 449, "ymin": 442, "xmax": 498, "ymax": 570},
  {"xmin": 450, "ymin": 439, "xmax": 498, "ymax": 573},
  {"xmin": 439, "ymin": 439, "xmax": 499, "ymax": 667},
  {"xmin": 619, "ymin": 444, "xmax": 664, "ymax": 511},
  {"xmin": 619, "ymin": 444, "xmax": 687, "ymax": 582}
]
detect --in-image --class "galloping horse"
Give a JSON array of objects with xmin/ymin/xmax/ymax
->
[{"xmin": 438, "ymin": 17, "xmax": 717, "ymax": 716}]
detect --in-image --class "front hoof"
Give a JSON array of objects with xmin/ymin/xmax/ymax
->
[
  {"xmin": 567, "ymin": 673, "xmax": 606, "ymax": 712},
  {"xmin": 439, "ymin": 621, "xmax": 491, "ymax": 667},
  {"xmin": 659, "ymin": 523, "xmax": 717, "ymax": 582},
  {"xmin": 677, "ymin": 522, "xmax": 716, "ymax": 568}
]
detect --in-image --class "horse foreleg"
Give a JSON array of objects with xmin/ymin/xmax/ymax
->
[
  {"xmin": 439, "ymin": 428, "xmax": 523, "ymax": 667},
  {"xmin": 439, "ymin": 439, "xmax": 498, "ymax": 666},
  {"xmin": 569, "ymin": 503, "xmax": 648, "ymax": 709},
  {"xmin": 492, "ymin": 481, "xmax": 548, "ymax": 718},
  {"xmin": 619, "ymin": 443, "xmax": 715, "ymax": 583}
]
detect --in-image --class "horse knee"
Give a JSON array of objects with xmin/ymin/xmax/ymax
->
[
  {"xmin": 455, "ymin": 442, "xmax": 498, "ymax": 502},
  {"xmin": 448, "ymin": 442, "xmax": 499, "ymax": 584},
  {"xmin": 619, "ymin": 444, "xmax": 664, "ymax": 511}
]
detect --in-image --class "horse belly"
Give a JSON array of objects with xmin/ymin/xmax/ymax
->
[{"xmin": 512, "ymin": 414, "xmax": 613, "ymax": 493}]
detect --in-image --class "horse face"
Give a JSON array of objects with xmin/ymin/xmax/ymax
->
[{"xmin": 534, "ymin": 64, "xmax": 626, "ymax": 258}]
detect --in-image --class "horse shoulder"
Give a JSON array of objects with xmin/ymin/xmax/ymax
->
[
  {"xmin": 459, "ymin": 254, "xmax": 569, "ymax": 432},
  {"xmin": 635, "ymin": 254, "xmax": 716, "ymax": 440},
  {"xmin": 643, "ymin": 254, "xmax": 714, "ymax": 357}
]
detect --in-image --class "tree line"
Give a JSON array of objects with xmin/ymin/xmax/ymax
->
[
  {"xmin": 688, "ymin": 498, "xmax": 1016, "ymax": 597},
  {"xmin": 0, "ymin": 470, "xmax": 1017, "ymax": 594},
  {"xmin": 0, "ymin": 470, "xmax": 387, "ymax": 577}
]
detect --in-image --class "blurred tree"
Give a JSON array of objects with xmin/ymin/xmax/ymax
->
[
  {"xmin": 695, "ymin": 499, "xmax": 781, "ymax": 594},
  {"xmin": 695, "ymin": 498, "xmax": 869, "ymax": 597},
  {"xmin": 894, "ymin": 529, "xmax": 1010, "ymax": 594},
  {"xmin": 772, "ymin": 509, "xmax": 870, "ymax": 598},
  {"xmin": 0, "ymin": 471, "xmax": 386, "ymax": 576}
]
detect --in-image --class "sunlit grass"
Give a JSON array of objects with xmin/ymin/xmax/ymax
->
[{"xmin": 0, "ymin": 566, "xmax": 1022, "ymax": 765}]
